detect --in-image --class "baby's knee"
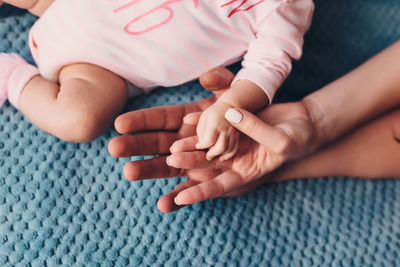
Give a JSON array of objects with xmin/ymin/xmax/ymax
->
[{"xmin": 52, "ymin": 111, "xmax": 107, "ymax": 143}]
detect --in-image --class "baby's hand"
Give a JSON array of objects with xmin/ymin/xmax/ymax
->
[{"xmin": 196, "ymin": 101, "xmax": 240, "ymax": 161}]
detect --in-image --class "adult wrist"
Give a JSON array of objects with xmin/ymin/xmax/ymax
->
[{"xmin": 301, "ymin": 95, "xmax": 329, "ymax": 150}]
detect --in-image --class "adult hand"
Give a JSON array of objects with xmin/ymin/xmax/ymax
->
[
  {"xmin": 108, "ymin": 67, "xmax": 235, "ymax": 211},
  {"xmin": 167, "ymin": 100, "xmax": 317, "ymax": 206},
  {"xmin": 109, "ymin": 66, "xmax": 318, "ymax": 212}
]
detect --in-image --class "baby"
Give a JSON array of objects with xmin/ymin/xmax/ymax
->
[{"xmin": 0, "ymin": 0, "xmax": 314, "ymax": 160}]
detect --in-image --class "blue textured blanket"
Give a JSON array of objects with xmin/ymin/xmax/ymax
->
[{"xmin": 1, "ymin": 1, "xmax": 399, "ymax": 266}]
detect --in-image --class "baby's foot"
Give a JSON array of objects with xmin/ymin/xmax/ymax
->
[{"xmin": 0, "ymin": 53, "xmax": 28, "ymax": 106}]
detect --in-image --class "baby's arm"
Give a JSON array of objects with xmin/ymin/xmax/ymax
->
[
  {"xmin": 217, "ymin": 79, "xmax": 268, "ymax": 112},
  {"xmin": 195, "ymin": 0, "xmax": 314, "ymax": 160},
  {"xmin": 234, "ymin": 0, "xmax": 314, "ymax": 102},
  {"xmin": 196, "ymin": 79, "xmax": 267, "ymax": 161}
]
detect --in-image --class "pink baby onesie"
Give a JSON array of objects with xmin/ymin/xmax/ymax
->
[{"xmin": 28, "ymin": 0, "xmax": 313, "ymax": 102}]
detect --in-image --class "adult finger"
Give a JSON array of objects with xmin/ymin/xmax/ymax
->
[
  {"xmin": 183, "ymin": 112, "xmax": 202, "ymax": 126},
  {"xmin": 157, "ymin": 180, "xmax": 200, "ymax": 213},
  {"xmin": 167, "ymin": 150, "xmax": 229, "ymax": 170},
  {"xmin": 108, "ymin": 132, "xmax": 177, "ymax": 157},
  {"xmin": 114, "ymin": 104, "xmax": 188, "ymax": 134},
  {"xmin": 170, "ymin": 136, "xmax": 198, "ymax": 153},
  {"xmin": 224, "ymin": 108, "xmax": 291, "ymax": 154},
  {"xmin": 167, "ymin": 151, "xmax": 210, "ymax": 169},
  {"xmin": 123, "ymin": 156, "xmax": 182, "ymax": 181},
  {"xmin": 125, "ymin": 155, "xmax": 222, "ymax": 183},
  {"xmin": 157, "ymin": 166, "xmax": 225, "ymax": 213},
  {"xmin": 199, "ymin": 67, "xmax": 234, "ymax": 96},
  {"xmin": 223, "ymin": 174, "xmax": 272, "ymax": 197},
  {"xmin": 222, "ymin": 164, "xmax": 299, "ymax": 197},
  {"xmin": 174, "ymin": 170, "xmax": 244, "ymax": 205}
]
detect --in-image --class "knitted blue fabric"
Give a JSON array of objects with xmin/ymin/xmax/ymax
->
[{"xmin": 1, "ymin": 1, "xmax": 400, "ymax": 266}]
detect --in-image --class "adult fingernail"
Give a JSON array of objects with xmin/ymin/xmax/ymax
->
[
  {"xmin": 225, "ymin": 109, "xmax": 243, "ymax": 124},
  {"xmin": 183, "ymin": 115, "xmax": 190, "ymax": 124},
  {"xmin": 196, "ymin": 142, "xmax": 205, "ymax": 149},
  {"xmin": 169, "ymin": 143, "xmax": 177, "ymax": 153},
  {"xmin": 166, "ymin": 156, "xmax": 172, "ymax": 166},
  {"xmin": 174, "ymin": 195, "xmax": 183, "ymax": 205}
]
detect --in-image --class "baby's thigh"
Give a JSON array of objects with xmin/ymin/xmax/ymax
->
[
  {"xmin": 57, "ymin": 63, "xmax": 128, "ymax": 141},
  {"xmin": 60, "ymin": 63, "xmax": 128, "ymax": 110}
]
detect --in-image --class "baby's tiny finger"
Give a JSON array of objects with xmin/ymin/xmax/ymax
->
[
  {"xmin": 219, "ymin": 134, "xmax": 238, "ymax": 161},
  {"xmin": 196, "ymin": 129, "xmax": 218, "ymax": 150},
  {"xmin": 205, "ymin": 151, "xmax": 216, "ymax": 161},
  {"xmin": 195, "ymin": 139, "xmax": 214, "ymax": 150},
  {"xmin": 219, "ymin": 142, "xmax": 238, "ymax": 161},
  {"xmin": 219, "ymin": 151, "xmax": 235, "ymax": 162},
  {"xmin": 206, "ymin": 134, "xmax": 227, "ymax": 161}
]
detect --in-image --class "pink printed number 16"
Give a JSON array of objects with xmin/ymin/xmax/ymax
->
[{"xmin": 114, "ymin": 0, "xmax": 200, "ymax": 36}]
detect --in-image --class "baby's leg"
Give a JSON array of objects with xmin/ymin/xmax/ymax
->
[
  {"xmin": 18, "ymin": 63, "xmax": 128, "ymax": 142},
  {"xmin": 1, "ymin": 0, "xmax": 53, "ymax": 16}
]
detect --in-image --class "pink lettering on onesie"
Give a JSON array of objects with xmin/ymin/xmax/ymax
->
[
  {"xmin": 113, "ymin": 0, "xmax": 199, "ymax": 35},
  {"xmin": 28, "ymin": 0, "xmax": 314, "ymax": 101},
  {"xmin": 220, "ymin": 0, "xmax": 265, "ymax": 18},
  {"xmin": 112, "ymin": 0, "xmax": 265, "ymax": 36}
]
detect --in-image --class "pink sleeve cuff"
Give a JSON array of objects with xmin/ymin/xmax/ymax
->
[
  {"xmin": 7, "ymin": 63, "xmax": 39, "ymax": 108},
  {"xmin": 232, "ymin": 68, "xmax": 281, "ymax": 104}
]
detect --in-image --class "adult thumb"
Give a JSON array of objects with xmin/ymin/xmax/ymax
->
[
  {"xmin": 199, "ymin": 67, "xmax": 235, "ymax": 97},
  {"xmin": 224, "ymin": 108, "xmax": 291, "ymax": 154}
]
